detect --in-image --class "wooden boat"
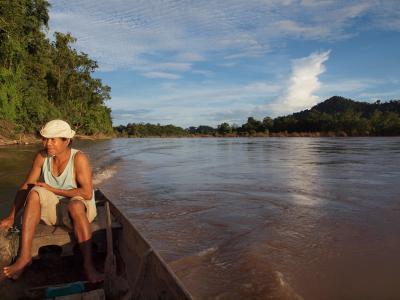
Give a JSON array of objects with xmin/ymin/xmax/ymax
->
[{"xmin": 0, "ymin": 190, "xmax": 193, "ymax": 299}]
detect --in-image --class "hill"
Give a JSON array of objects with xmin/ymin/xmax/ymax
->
[
  {"xmin": 271, "ymin": 96, "xmax": 400, "ymax": 136},
  {"xmin": 309, "ymin": 96, "xmax": 400, "ymax": 116}
]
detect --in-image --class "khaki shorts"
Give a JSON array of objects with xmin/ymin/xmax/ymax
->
[{"xmin": 29, "ymin": 186, "xmax": 97, "ymax": 227}]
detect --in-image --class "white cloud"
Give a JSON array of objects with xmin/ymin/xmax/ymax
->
[
  {"xmin": 48, "ymin": 0, "xmax": 400, "ymax": 73},
  {"xmin": 175, "ymin": 52, "xmax": 204, "ymax": 62},
  {"xmin": 134, "ymin": 61, "xmax": 192, "ymax": 78},
  {"xmin": 371, "ymin": 1, "xmax": 400, "ymax": 31},
  {"xmin": 271, "ymin": 20, "xmax": 331, "ymax": 39},
  {"xmin": 47, "ymin": 1, "xmax": 400, "ymax": 125},
  {"xmin": 153, "ymin": 63, "xmax": 192, "ymax": 72},
  {"xmin": 281, "ymin": 50, "xmax": 330, "ymax": 111},
  {"xmin": 358, "ymin": 90, "xmax": 400, "ymax": 101},
  {"xmin": 191, "ymin": 70, "xmax": 214, "ymax": 77},
  {"xmin": 109, "ymin": 81, "xmax": 281, "ymax": 127},
  {"xmin": 319, "ymin": 78, "xmax": 383, "ymax": 96},
  {"xmin": 218, "ymin": 62, "xmax": 237, "ymax": 67},
  {"xmin": 257, "ymin": 51, "xmax": 330, "ymax": 116},
  {"xmin": 112, "ymin": 82, "xmax": 281, "ymax": 109},
  {"xmin": 143, "ymin": 71, "xmax": 181, "ymax": 80},
  {"xmin": 301, "ymin": 0, "xmax": 335, "ymax": 7}
]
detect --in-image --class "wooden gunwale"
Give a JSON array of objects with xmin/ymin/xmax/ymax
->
[{"xmin": 95, "ymin": 189, "xmax": 193, "ymax": 300}]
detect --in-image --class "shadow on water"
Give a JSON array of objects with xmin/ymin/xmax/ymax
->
[{"xmin": 0, "ymin": 145, "xmax": 39, "ymax": 218}]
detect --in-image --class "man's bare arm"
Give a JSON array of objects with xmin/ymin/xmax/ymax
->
[{"xmin": 35, "ymin": 152, "xmax": 93, "ymax": 200}]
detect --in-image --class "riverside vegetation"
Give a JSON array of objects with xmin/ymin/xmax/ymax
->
[
  {"xmin": 115, "ymin": 96, "xmax": 400, "ymax": 137},
  {"xmin": 1, "ymin": 1, "xmax": 399, "ymax": 140},
  {"xmin": 0, "ymin": 0, "xmax": 113, "ymax": 142}
]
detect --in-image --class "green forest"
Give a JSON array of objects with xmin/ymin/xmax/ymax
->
[
  {"xmin": 115, "ymin": 96, "xmax": 400, "ymax": 137},
  {"xmin": 0, "ymin": 0, "xmax": 113, "ymax": 137}
]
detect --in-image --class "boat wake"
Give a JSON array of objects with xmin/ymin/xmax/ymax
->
[
  {"xmin": 92, "ymin": 157, "xmax": 123, "ymax": 187},
  {"xmin": 170, "ymin": 243, "xmax": 303, "ymax": 300}
]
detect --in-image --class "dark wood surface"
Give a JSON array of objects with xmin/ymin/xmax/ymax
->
[
  {"xmin": 31, "ymin": 205, "xmax": 121, "ymax": 258},
  {"xmin": 1, "ymin": 190, "xmax": 193, "ymax": 300}
]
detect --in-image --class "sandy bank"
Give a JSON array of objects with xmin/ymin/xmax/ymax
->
[
  {"xmin": 0, "ymin": 133, "xmax": 113, "ymax": 146},
  {"xmin": 0, "ymin": 134, "xmax": 39, "ymax": 146}
]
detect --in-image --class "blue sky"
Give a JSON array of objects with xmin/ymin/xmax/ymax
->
[{"xmin": 48, "ymin": 0, "xmax": 400, "ymax": 127}]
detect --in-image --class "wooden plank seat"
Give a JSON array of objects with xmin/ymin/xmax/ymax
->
[{"xmin": 31, "ymin": 205, "xmax": 121, "ymax": 258}]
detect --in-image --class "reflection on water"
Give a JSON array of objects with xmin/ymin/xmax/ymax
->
[
  {"xmin": 1, "ymin": 138, "xmax": 400, "ymax": 299},
  {"xmin": 0, "ymin": 145, "xmax": 39, "ymax": 214}
]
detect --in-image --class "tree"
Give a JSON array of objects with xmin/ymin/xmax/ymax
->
[
  {"xmin": 262, "ymin": 117, "xmax": 273, "ymax": 130},
  {"xmin": 217, "ymin": 122, "xmax": 232, "ymax": 135},
  {"xmin": 0, "ymin": 1, "xmax": 113, "ymax": 135}
]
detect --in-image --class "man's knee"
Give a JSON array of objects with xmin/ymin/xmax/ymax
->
[
  {"xmin": 68, "ymin": 200, "xmax": 86, "ymax": 218},
  {"xmin": 26, "ymin": 190, "xmax": 40, "ymax": 203}
]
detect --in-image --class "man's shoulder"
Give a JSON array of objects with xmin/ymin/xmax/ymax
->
[
  {"xmin": 32, "ymin": 150, "xmax": 46, "ymax": 168},
  {"xmin": 73, "ymin": 149, "xmax": 90, "ymax": 167},
  {"xmin": 73, "ymin": 149, "xmax": 87, "ymax": 159},
  {"xmin": 36, "ymin": 150, "xmax": 47, "ymax": 160}
]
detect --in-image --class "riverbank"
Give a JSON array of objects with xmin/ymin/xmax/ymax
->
[
  {"xmin": 0, "ymin": 134, "xmax": 38, "ymax": 146},
  {"xmin": 118, "ymin": 130, "xmax": 381, "ymax": 138},
  {"xmin": 1, "ymin": 131, "xmax": 395, "ymax": 146},
  {"xmin": 0, "ymin": 133, "xmax": 114, "ymax": 146}
]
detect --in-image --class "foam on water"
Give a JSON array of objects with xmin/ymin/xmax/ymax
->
[{"xmin": 92, "ymin": 158, "xmax": 123, "ymax": 186}]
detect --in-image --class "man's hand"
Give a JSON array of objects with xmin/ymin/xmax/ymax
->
[
  {"xmin": 0, "ymin": 216, "xmax": 14, "ymax": 231},
  {"xmin": 35, "ymin": 182, "xmax": 60, "ymax": 196},
  {"xmin": 35, "ymin": 182, "xmax": 51, "ymax": 190}
]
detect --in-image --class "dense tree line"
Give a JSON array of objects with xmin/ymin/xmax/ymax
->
[
  {"xmin": 114, "ymin": 123, "xmax": 188, "ymax": 137},
  {"xmin": 116, "ymin": 97, "xmax": 400, "ymax": 137},
  {"xmin": 214, "ymin": 96, "xmax": 400, "ymax": 136},
  {"xmin": 187, "ymin": 125, "xmax": 216, "ymax": 135},
  {"xmin": 0, "ymin": 0, "xmax": 112, "ymax": 136}
]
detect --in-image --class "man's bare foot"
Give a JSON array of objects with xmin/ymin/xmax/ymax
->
[
  {"xmin": 3, "ymin": 258, "xmax": 32, "ymax": 280},
  {"xmin": 84, "ymin": 265, "xmax": 104, "ymax": 283}
]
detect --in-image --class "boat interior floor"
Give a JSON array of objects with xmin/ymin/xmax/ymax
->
[{"xmin": 0, "ymin": 248, "xmax": 106, "ymax": 299}]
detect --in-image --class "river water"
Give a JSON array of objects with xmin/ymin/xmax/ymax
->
[{"xmin": 1, "ymin": 138, "xmax": 400, "ymax": 299}]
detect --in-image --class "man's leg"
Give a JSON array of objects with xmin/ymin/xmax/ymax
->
[
  {"xmin": 3, "ymin": 191, "xmax": 41, "ymax": 279},
  {"xmin": 68, "ymin": 200, "xmax": 104, "ymax": 283}
]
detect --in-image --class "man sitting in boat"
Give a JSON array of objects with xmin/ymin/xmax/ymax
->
[{"xmin": 0, "ymin": 119, "xmax": 104, "ymax": 283}]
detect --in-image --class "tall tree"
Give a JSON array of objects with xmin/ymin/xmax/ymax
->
[{"xmin": 0, "ymin": 0, "xmax": 113, "ymax": 135}]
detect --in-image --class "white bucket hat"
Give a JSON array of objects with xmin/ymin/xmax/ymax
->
[{"xmin": 40, "ymin": 119, "xmax": 76, "ymax": 138}]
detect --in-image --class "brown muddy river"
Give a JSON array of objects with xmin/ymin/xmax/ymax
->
[{"xmin": 1, "ymin": 137, "xmax": 400, "ymax": 299}]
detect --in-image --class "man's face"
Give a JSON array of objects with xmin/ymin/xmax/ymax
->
[{"xmin": 41, "ymin": 137, "xmax": 69, "ymax": 156}]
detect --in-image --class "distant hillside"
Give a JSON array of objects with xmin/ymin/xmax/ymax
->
[
  {"xmin": 272, "ymin": 96, "xmax": 400, "ymax": 135},
  {"xmin": 204, "ymin": 96, "xmax": 400, "ymax": 137},
  {"xmin": 308, "ymin": 96, "xmax": 400, "ymax": 116}
]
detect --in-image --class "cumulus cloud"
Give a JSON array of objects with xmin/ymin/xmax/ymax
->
[
  {"xmin": 282, "ymin": 50, "xmax": 330, "ymax": 110},
  {"xmin": 258, "ymin": 51, "xmax": 330, "ymax": 116},
  {"xmin": 279, "ymin": 51, "xmax": 330, "ymax": 112}
]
